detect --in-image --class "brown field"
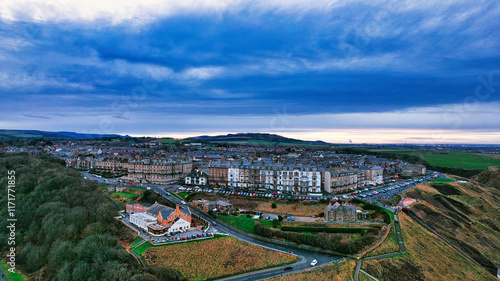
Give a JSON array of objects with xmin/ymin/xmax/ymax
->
[
  {"xmin": 252, "ymin": 201, "xmax": 325, "ymax": 216},
  {"xmin": 188, "ymin": 193, "xmax": 325, "ymax": 216},
  {"xmin": 363, "ymin": 212, "xmax": 496, "ymax": 281},
  {"xmin": 142, "ymin": 236, "xmax": 297, "ymax": 280},
  {"xmin": 266, "ymin": 260, "xmax": 356, "ymax": 281},
  {"xmin": 403, "ymin": 182, "xmax": 500, "ymax": 269}
]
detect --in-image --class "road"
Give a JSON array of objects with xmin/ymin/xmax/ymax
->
[{"xmin": 149, "ymin": 185, "xmax": 341, "ymax": 281}]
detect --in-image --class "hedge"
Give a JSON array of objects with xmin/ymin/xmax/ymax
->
[{"xmin": 280, "ymin": 226, "xmax": 364, "ymax": 233}]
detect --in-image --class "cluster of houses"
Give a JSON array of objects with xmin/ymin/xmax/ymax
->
[
  {"xmin": 187, "ymin": 161, "xmax": 425, "ymax": 194},
  {"xmin": 77, "ymin": 157, "xmax": 192, "ymax": 184},
  {"xmin": 126, "ymin": 202, "xmax": 192, "ymax": 236}
]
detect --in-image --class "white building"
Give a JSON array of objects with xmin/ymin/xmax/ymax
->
[
  {"xmin": 168, "ymin": 218, "xmax": 191, "ymax": 232},
  {"xmin": 185, "ymin": 169, "xmax": 208, "ymax": 185},
  {"xmin": 130, "ymin": 212, "xmax": 157, "ymax": 231}
]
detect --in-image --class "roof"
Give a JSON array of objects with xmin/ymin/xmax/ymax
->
[
  {"xmin": 127, "ymin": 202, "xmax": 152, "ymax": 208},
  {"xmin": 147, "ymin": 202, "xmax": 174, "ymax": 217},
  {"xmin": 214, "ymin": 200, "xmax": 232, "ymax": 206}
]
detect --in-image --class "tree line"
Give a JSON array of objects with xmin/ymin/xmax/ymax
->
[{"xmin": 0, "ymin": 152, "xmax": 185, "ymax": 281}]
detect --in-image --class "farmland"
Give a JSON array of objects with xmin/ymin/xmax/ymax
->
[
  {"xmin": 369, "ymin": 149, "xmax": 500, "ymax": 170},
  {"xmin": 142, "ymin": 235, "xmax": 297, "ymax": 281},
  {"xmin": 362, "ymin": 212, "xmax": 496, "ymax": 281}
]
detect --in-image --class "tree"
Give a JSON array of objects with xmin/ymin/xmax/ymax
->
[{"xmin": 271, "ymin": 202, "xmax": 277, "ymax": 208}]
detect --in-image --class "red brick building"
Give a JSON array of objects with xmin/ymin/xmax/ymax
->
[{"xmin": 126, "ymin": 202, "xmax": 151, "ymax": 214}]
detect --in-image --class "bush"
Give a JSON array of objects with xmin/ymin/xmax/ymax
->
[
  {"xmin": 280, "ymin": 226, "xmax": 364, "ymax": 233},
  {"xmin": 271, "ymin": 202, "xmax": 277, "ymax": 208}
]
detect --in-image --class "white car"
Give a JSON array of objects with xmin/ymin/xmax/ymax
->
[
  {"xmin": 311, "ymin": 259, "xmax": 318, "ymax": 266},
  {"xmin": 181, "ymin": 201, "xmax": 187, "ymax": 205}
]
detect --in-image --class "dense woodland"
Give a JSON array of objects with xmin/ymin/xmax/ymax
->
[{"xmin": 0, "ymin": 153, "xmax": 184, "ymax": 281}]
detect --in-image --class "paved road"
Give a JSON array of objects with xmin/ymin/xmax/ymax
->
[{"xmin": 149, "ymin": 185, "xmax": 341, "ymax": 281}]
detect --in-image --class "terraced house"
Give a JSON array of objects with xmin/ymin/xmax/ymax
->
[{"xmin": 210, "ymin": 160, "xmax": 322, "ymax": 193}]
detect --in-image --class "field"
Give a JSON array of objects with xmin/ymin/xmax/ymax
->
[
  {"xmin": 0, "ymin": 261, "xmax": 25, "ymax": 281},
  {"xmin": 218, "ymin": 215, "xmax": 273, "ymax": 234},
  {"xmin": 251, "ymin": 201, "xmax": 325, "ymax": 217},
  {"xmin": 189, "ymin": 193, "xmax": 325, "ymax": 217},
  {"xmin": 371, "ymin": 150, "xmax": 500, "ymax": 170},
  {"xmin": 266, "ymin": 260, "xmax": 355, "ymax": 281},
  {"xmin": 363, "ymin": 212, "xmax": 496, "ymax": 281},
  {"xmin": 142, "ymin": 235, "xmax": 297, "ymax": 281}
]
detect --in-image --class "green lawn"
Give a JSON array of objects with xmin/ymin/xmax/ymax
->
[
  {"xmin": 0, "ymin": 260, "xmax": 25, "ymax": 281},
  {"xmin": 432, "ymin": 178, "xmax": 455, "ymax": 182},
  {"xmin": 218, "ymin": 215, "xmax": 273, "ymax": 234},
  {"xmin": 111, "ymin": 192, "xmax": 136, "ymax": 198},
  {"xmin": 167, "ymin": 191, "xmax": 184, "ymax": 200},
  {"xmin": 128, "ymin": 187, "xmax": 143, "ymax": 191},
  {"xmin": 178, "ymin": 192, "xmax": 192, "ymax": 198},
  {"xmin": 129, "ymin": 237, "xmax": 143, "ymax": 248},
  {"xmin": 383, "ymin": 151, "xmax": 500, "ymax": 170}
]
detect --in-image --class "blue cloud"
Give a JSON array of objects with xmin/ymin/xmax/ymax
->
[{"xmin": 0, "ymin": 1, "xmax": 499, "ymax": 140}]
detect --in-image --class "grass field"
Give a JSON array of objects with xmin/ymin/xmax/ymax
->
[
  {"xmin": 431, "ymin": 177, "xmax": 455, "ymax": 182},
  {"xmin": 372, "ymin": 150, "xmax": 500, "ymax": 170},
  {"xmin": 128, "ymin": 187, "xmax": 143, "ymax": 191},
  {"xmin": 111, "ymin": 192, "xmax": 136, "ymax": 197},
  {"xmin": 178, "ymin": 192, "xmax": 192, "ymax": 198},
  {"xmin": 142, "ymin": 235, "xmax": 297, "ymax": 281},
  {"xmin": 218, "ymin": 215, "xmax": 274, "ymax": 234},
  {"xmin": 362, "ymin": 212, "xmax": 496, "ymax": 281},
  {"xmin": 266, "ymin": 260, "xmax": 355, "ymax": 281},
  {"xmin": 0, "ymin": 260, "xmax": 25, "ymax": 281}
]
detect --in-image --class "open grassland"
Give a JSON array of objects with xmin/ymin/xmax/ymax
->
[
  {"xmin": 142, "ymin": 236, "xmax": 297, "ymax": 281},
  {"xmin": 404, "ymin": 182, "xmax": 500, "ymax": 270},
  {"xmin": 266, "ymin": 260, "xmax": 355, "ymax": 281},
  {"xmin": 378, "ymin": 150, "xmax": 500, "ymax": 170},
  {"xmin": 363, "ymin": 212, "xmax": 496, "ymax": 281},
  {"xmin": 218, "ymin": 215, "xmax": 273, "ymax": 234}
]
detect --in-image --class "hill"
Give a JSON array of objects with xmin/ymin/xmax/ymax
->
[
  {"xmin": 403, "ymin": 181, "xmax": 500, "ymax": 273},
  {"xmin": 0, "ymin": 129, "xmax": 128, "ymax": 140},
  {"xmin": 186, "ymin": 133, "xmax": 331, "ymax": 146}
]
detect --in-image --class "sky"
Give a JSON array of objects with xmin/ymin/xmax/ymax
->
[{"xmin": 0, "ymin": 0, "xmax": 499, "ymax": 144}]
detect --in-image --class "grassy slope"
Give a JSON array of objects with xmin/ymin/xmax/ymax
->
[
  {"xmin": 363, "ymin": 212, "xmax": 495, "ymax": 281},
  {"xmin": 404, "ymin": 182, "xmax": 500, "ymax": 270}
]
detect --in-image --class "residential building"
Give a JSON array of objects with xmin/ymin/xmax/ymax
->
[
  {"xmin": 185, "ymin": 169, "xmax": 208, "ymax": 185},
  {"xmin": 360, "ymin": 166, "xmax": 384, "ymax": 186},
  {"xmin": 324, "ymin": 202, "xmax": 357, "ymax": 222}
]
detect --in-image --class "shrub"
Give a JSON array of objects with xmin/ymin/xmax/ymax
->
[{"xmin": 271, "ymin": 202, "xmax": 277, "ymax": 208}]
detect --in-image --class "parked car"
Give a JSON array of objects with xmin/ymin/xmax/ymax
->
[
  {"xmin": 283, "ymin": 265, "xmax": 294, "ymax": 270},
  {"xmin": 181, "ymin": 201, "xmax": 186, "ymax": 205}
]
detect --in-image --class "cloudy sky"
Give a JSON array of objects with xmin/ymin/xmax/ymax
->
[{"xmin": 0, "ymin": 0, "xmax": 499, "ymax": 143}]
